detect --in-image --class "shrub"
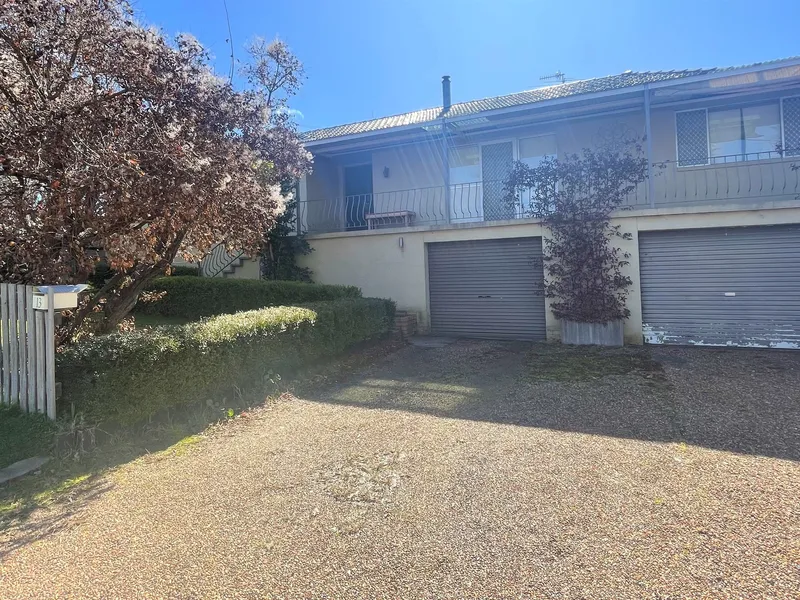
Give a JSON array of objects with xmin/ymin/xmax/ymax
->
[
  {"xmin": 135, "ymin": 277, "xmax": 362, "ymax": 319},
  {"xmin": 169, "ymin": 265, "xmax": 200, "ymax": 277},
  {"xmin": 58, "ymin": 298, "xmax": 395, "ymax": 426},
  {"xmin": 505, "ymin": 142, "xmax": 647, "ymax": 323}
]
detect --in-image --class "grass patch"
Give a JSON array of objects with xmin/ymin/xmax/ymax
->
[
  {"xmin": 526, "ymin": 343, "xmax": 666, "ymax": 383},
  {"xmin": 32, "ymin": 473, "xmax": 91, "ymax": 505},
  {"xmin": 166, "ymin": 434, "xmax": 204, "ymax": 456},
  {"xmin": 0, "ymin": 405, "xmax": 56, "ymax": 469}
]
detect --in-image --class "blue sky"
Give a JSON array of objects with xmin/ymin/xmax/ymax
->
[{"xmin": 133, "ymin": 0, "xmax": 799, "ymax": 132}]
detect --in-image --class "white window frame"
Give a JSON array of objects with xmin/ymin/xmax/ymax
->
[
  {"xmin": 448, "ymin": 143, "xmax": 484, "ymax": 222},
  {"xmin": 515, "ymin": 132, "xmax": 558, "ymax": 164}
]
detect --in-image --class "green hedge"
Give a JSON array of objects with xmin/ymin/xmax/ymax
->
[
  {"xmin": 58, "ymin": 298, "xmax": 395, "ymax": 426},
  {"xmin": 169, "ymin": 265, "xmax": 200, "ymax": 277},
  {"xmin": 135, "ymin": 277, "xmax": 362, "ymax": 320}
]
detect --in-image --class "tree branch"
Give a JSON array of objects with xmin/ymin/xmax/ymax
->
[
  {"xmin": 0, "ymin": 31, "xmax": 47, "ymax": 102},
  {"xmin": 0, "ymin": 84, "xmax": 21, "ymax": 107},
  {"xmin": 49, "ymin": 35, "xmax": 84, "ymax": 99},
  {"xmin": 0, "ymin": 168, "xmax": 51, "ymax": 185}
]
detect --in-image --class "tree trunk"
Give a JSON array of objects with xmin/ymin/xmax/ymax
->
[
  {"xmin": 97, "ymin": 233, "xmax": 187, "ymax": 333},
  {"xmin": 58, "ymin": 232, "xmax": 187, "ymax": 344},
  {"xmin": 96, "ymin": 265, "xmax": 163, "ymax": 334}
]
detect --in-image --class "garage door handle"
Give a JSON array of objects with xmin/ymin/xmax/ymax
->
[{"xmin": 478, "ymin": 295, "xmax": 492, "ymax": 298}]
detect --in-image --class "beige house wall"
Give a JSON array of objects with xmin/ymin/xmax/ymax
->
[
  {"xmin": 226, "ymin": 257, "xmax": 261, "ymax": 280},
  {"xmin": 301, "ymin": 155, "xmax": 343, "ymax": 232},
  {"xmin": 372, "ymin": 141, "xmax": 444, "ymax": 194},
  {"xmin": 305, "ymin": 155, "xmax": 341, "ymax": 201},
  {"xmin": 370, "ymin": 141, "xmax": 447, "ymax": 224},
  {"xmin": 300, "ymin": 204, "xmax": 800, "ymax": 344}
]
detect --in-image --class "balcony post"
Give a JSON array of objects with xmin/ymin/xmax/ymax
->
[
  {"xmin": 644, "ymin": 84, "xmax": 655, "ymax": 208},
  {"xmin": 441, "ymin": 117, "xmax": 451, "ymax": 223},
  {"xmin": 297, "ymin": 175, "xmax": 308, "ymax": 234}
]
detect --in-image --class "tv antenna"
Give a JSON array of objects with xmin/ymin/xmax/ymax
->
[{"xmin": 540, "ymin": 71, "xmax": 568, "ymax": 84}]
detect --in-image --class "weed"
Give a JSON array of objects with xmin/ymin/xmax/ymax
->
[{"xmin": 526, "ymin": 343, "xmax": 667, "ymax": 384}]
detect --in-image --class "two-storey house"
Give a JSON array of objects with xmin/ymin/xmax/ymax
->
[{"xmin": 296, "ymin": 57, "xmax": 800, "ymax": 348}]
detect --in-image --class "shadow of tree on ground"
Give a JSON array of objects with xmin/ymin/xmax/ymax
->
[
  {"xmin": 0, "ymin": 338, "xmax": 404, "ymax": 550},
  {"xmin": 302, "ymin": 340, "xmax": 800, "ymax": 462}
]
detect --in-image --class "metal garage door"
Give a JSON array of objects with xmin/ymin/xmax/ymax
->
[
  {"xmin": 427, "ymin": 237, "xmax": 545, "ymax": 340},
  {"xmin": 639, "ymin": 225, "xmax": 800, "ymax": 348}
]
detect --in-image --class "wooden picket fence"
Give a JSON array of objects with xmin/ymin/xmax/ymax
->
[{"xmin": 0, "ymin": 284, "xmax": 57, "ymax": 419}]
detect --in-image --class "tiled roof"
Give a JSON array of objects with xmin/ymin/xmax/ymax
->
[{"xmin": 301, "ymin": 59, "xmax": 799, "ymax": 143}]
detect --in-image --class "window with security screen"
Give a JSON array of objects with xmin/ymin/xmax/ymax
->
[
  {"xmin": 783, "ymin": 97, "xmax": 800, "ymax": 156},
  {"xmin": 676, "ymin": 110, "xmax": 710, "ymax": 166},
  {"xmin": 677, "ymin": 99, "xmax": 800, "ymax": 166}
]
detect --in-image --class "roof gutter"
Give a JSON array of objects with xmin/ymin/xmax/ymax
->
[
  {"xmin": 303, "ymin": 57, "xmax": 800, "ymax": 149},
  {"xmin": 645, "ymin": 58, "xmax": 800, "ymax": 90}
]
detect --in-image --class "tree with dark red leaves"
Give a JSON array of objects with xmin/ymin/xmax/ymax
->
[
  {"xmin": 0, "ymin": 1, "xmax": 311, "ymax": 339},
  {"xmin": 505, "ymin": 141, "xmax": 648, "ymax": 323}
]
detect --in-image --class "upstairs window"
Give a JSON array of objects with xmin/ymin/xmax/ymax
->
[
  {"xmin": 517, "ymin": 135, "xmax": 557, "ymax": 215},
  {"xmin": 518, "ymin": 134, "xmax": 557, "ymax": 168},
  {"xmin": 449, "ymin": 145, "xmax": 481, "ymax": 185},
  {"xmin": 708, "ymin": 105, "xmax": 781, "ymax": 162},
  {"xmin": 676, "ymin": 99, "xmax": 800, "ymax": 166}
]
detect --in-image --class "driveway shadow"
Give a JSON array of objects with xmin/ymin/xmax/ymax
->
[
  {"xmin": 0, "ymin": 475, "xmax": 113, "ymax": 560},
  {"xmin": 301, "ymin": 340, "xmax": 800, "ymax": 461}
]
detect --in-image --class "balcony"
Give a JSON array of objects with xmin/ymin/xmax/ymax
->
[{"xmin": 297, "ymin": 153, "xmax": 800, "ymax": 235}]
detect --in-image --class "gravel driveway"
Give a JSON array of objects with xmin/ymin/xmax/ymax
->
[{"xmin": 1, "ymin": 340, "xmax": 798, "ymax": 599}]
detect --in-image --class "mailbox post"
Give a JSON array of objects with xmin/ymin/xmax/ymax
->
[
  {"xmin": 31, "ymin": 285, "xmax": 88, "ymax": 419},
  {"xmin": 32, "ymin": 285, "xmax": 89, "ymax": 311}
]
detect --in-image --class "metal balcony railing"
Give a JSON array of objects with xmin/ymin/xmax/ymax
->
[
  {"xmin": 298, "ymin": 153, "xmax": 800, "ymax": 234},
  {"xmin": 199, "ymin": 242, "xmax": 245, "ymax": 277},
  {"xmin": 637, "ymin": 151, "xmax": 800, "ymax": 207}
]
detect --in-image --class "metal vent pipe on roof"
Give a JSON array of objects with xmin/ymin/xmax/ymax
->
[{"xmin": 442, "ymin": 75, "xmax": 451, "ymax": 111}]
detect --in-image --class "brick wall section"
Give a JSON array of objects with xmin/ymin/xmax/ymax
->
[{"xmin": 394, "ymin": 311, "xmax": 418, "ymax": 339}]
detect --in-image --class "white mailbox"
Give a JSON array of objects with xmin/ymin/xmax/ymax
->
[{"xmin": 32, "ymin": 284, "xmax": 90, "ymax": 311}]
